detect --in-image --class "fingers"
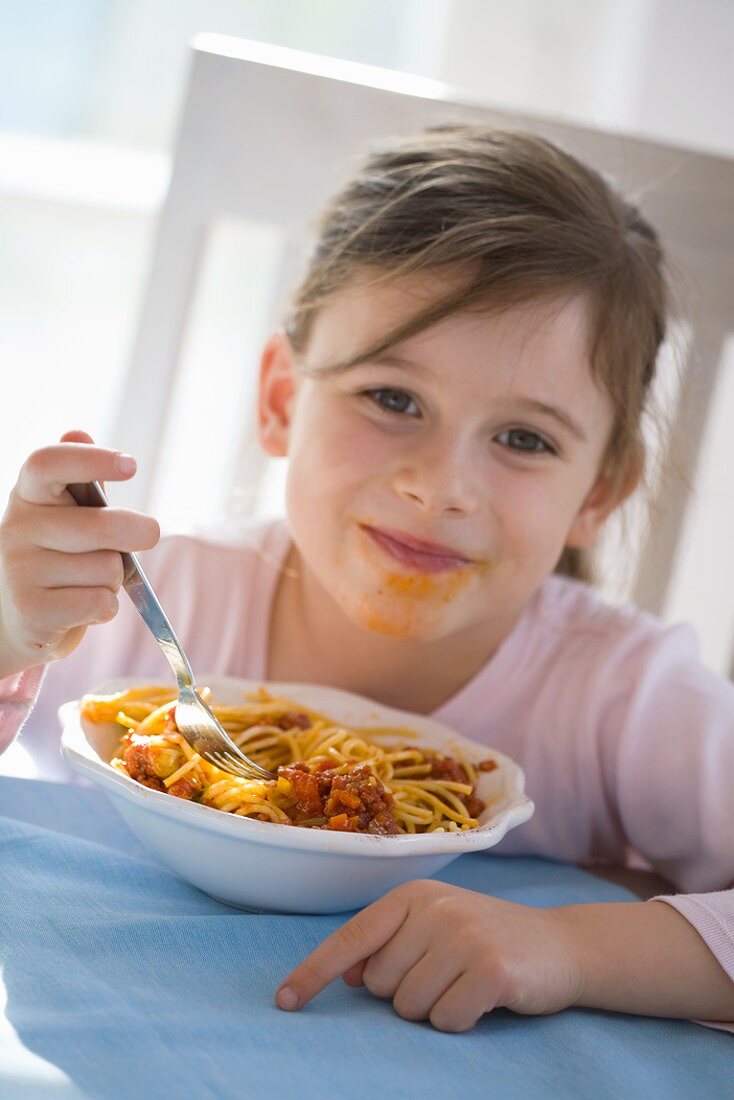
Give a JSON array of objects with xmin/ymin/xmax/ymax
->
[
  {"xmin": 20, "ymin": 586, "xmax": 120, "ymax": 643},
  {"xmin": 275, "ymin": 882, "xmax": 536, "ymax": 1034},
  {"xmin": 389, "ymin": 952, "xmax": 457, "ymax": 1021},
  {"xmin": 17, "ymin": 443, "xmax": 137, "ymax": 506},
  {"xmin": 4, "ymin": 547, "xmax": 125, "ymax": 652},
  {"xmin": 11, "ymin": 499, "xmax": 159, "ymax": 554},
  {"xmin": 360, "ymin": 924, "xmax": 426, "ymax": 998},
  {"xmin": 24, "ymin": 548, "xmax": 125, "ymax": 592},
  {"xmin": 428, "ymin": 970, "xmax": 497, "ymax": 1033},
  {"xmin": 276, "ymin": 885, "xmax": 413, "ymax": 1011}
]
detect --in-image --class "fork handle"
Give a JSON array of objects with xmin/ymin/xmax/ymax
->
[{"xmin": 67, "ymin": 480, "xmax": 195, "ymax": 691}]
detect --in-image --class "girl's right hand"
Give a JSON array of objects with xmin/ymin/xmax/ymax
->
[{"xmin": 0, "ymin": 430, "xmax": 160, "ymax": 679}]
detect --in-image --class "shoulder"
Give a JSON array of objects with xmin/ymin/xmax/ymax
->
[
  {"xmin": 530, "ymin": 575, "xmax": 734, "ymax": 728},
  {"xmin": 530, "ymin": 573, "xmax": 700, "ymax": 684}
]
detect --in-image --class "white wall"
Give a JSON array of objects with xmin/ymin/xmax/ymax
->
[{"xmin": 434, "ymin": 0, "xmax": 734, "ymax": 158}]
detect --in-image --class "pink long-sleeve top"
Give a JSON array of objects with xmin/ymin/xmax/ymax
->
[{"xmin": 2, "ymin": 516, "xmax": 733, "ymax": 1026}]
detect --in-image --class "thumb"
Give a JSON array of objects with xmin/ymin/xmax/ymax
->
[
  {"xmin": 60, "ymin": 428, "xmax": 95, "ymax": 446},
  {"xmin": 342, "ymin": 961, "xmax": 367, "ymax": 987},
  {"xmin": 59, "ymin": 428, "xmax": 106, "ymax": 496}
]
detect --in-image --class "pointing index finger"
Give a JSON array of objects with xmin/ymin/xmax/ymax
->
[{"xmin": 275, "ymin": 886, "xmax": 411, "ymax": 1011}]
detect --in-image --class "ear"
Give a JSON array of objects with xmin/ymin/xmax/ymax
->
[
  {"xmin": 257, "ymin": 332, "xmax": 298, "ymax": 458},
  {"xmin": 565, "ymin": 450, "xmax": 644, "ymax": 550}
]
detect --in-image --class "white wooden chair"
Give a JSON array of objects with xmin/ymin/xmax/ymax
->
[{"xmin": 111, "ymin": 34, "xmax": 734, "ymax": 676}]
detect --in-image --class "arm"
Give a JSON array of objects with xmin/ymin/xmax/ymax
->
[
  {"xmin": 595, "ymin": 623, "xmax": 734, "ymax": 1012},
  {"xmin": 562, "ymin": 897, "xmax": 734, "ymax": 1021},
  {"xmin": 275, "ymin": 879, "xmax": 734, "ymax": 1031}
]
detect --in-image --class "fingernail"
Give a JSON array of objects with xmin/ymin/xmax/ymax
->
[
  {"xmin": 276, "ymin": 986, "xmax": 298, "ymax": 1010},
  {"xmin": 116, "ymin": 454, "xmax": 136, "ymax": 475}
]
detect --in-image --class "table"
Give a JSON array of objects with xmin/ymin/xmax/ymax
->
[{"xmin": 0, "ymin": 776, "xmax": 730, "ymax": 1100}]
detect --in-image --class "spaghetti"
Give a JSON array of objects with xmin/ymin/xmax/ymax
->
[{"xmin": 81, "ymin": 684, "xmax": 497, "ymax": 835}]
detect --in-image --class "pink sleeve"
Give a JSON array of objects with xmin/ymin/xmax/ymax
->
[
  {"xmin": 0, "ymin": 665, "xmax": 47, "ymax": 756},
  {"xmin": 654, "ymin": 891, "xmax": 734, "ymax": 1033},
  {"xmin": 658, "ymin": 891, "xmax": 734, "ymax": 974},
  {"xmin": 601, "ymin": 623, "xmax": 734, "ymax": 1027}
]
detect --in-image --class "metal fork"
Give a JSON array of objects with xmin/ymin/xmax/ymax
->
[{"xmin": 67, "ymin": 480, "xmax": 275, "ymax": 782}]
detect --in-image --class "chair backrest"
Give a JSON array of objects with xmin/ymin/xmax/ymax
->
[{"xmin": 113, "ymin": 34, "xmax": 734, "ymax": 674}]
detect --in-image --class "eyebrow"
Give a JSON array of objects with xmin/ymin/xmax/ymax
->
[
  {"xmin": 506, "ymin": 398, "xmax": 588, "ymax": 444},
  {"xmin": 313, "ymin": 351, "xmax": 434, "ymax": 378},
  {"xmin": 327, "ymin": 352, "xmax": 589, "ymax": 444}
]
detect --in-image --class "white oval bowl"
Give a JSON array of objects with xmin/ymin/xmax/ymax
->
[{"xmin": 60, "ymin": 676, "xmax": 534, "ymax": 913}]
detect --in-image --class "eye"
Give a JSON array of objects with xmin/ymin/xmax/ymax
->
[
  {"xmin": 361, "ymin": 388, "xmax": 420, "ymax": 417},
  {"xmin": 496, "ymin": 428, "xmax": 556, "ymax": 455}
]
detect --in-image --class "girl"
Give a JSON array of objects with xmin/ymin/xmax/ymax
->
[{"xmin": 1, "ymin": 127, "xmax": 732, "ymax": 1033}]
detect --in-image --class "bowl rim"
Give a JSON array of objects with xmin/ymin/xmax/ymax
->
[{"xmin": 60, "ymin": 675, "xmax": 534, "ymax": 858}]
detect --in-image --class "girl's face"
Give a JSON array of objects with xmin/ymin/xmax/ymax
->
[{"xmin": 260, "ymin": 274, "xmax": 624, "ymax": 643}]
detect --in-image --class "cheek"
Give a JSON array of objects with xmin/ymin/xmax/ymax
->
[
  {"xmin": 288, "ymin": 400, "xmax": 396, "ymax": 496},
  {"xmin": 284, "ymin": 404, "xmax": 384, "ymax": 559},
  {"xmin": 490, "ymin": 468, "xmax": 581, "ymax": 559}
]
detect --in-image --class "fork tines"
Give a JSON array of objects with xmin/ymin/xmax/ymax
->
[{"xmin": 204, "ymin": 749, "xmax": 274, "ymax": 782}]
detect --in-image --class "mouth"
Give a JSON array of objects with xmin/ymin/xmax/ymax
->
[{"xmin": 360, "ymin": 524, "xmax": 473, "ymax": 574}]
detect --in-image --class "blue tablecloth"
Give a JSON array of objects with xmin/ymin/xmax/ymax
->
[{"xmin": 0, "ymin": 776, "xmax": 730, "ymax": 1100}]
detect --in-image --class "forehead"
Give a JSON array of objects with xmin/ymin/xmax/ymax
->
[{"xmin": 304, "ymin": 273, "xmax": 607, "ymax": 417}]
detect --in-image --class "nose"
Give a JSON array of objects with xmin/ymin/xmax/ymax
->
[{"xmin": 393, "ymin": 432, "xmax": 480, "ymax": 516}]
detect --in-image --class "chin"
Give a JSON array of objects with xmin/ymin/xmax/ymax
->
[{"xmin": 340, "ymin": 589, "xmax": 460, "ymax": 643}]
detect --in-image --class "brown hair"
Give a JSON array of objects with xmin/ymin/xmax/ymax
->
[{"xmin": 283, "ymin": 126, "xmax": 669, "ymax": 583}]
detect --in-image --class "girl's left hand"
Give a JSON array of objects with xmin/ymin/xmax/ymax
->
[{"xmin": 275, "ymin": 879, "xmax": 583, "ymax": 1032}]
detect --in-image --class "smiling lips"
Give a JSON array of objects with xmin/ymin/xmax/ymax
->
[{"xmin": 361, "ymin": 524, "xmax": 473, "ymax": 574}]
